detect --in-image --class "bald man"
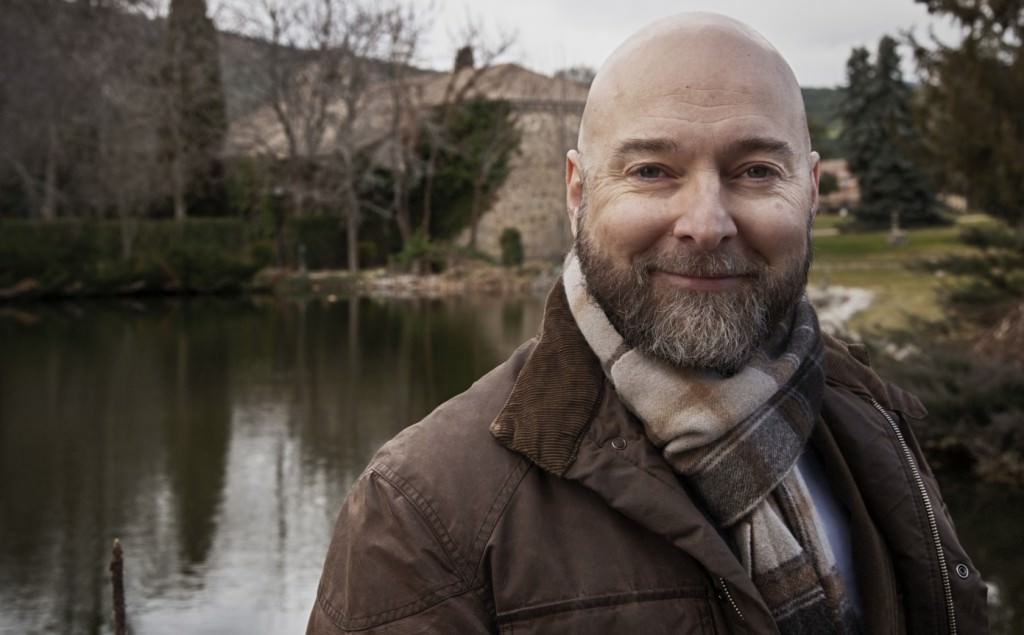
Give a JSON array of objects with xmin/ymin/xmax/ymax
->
[{"xmin": 307, "ymin": 14, "xmax": 987, "ymax": 634}]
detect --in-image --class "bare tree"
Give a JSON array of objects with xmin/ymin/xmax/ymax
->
[
  {"xmin": 231, "ymin": 0, "xmax": 430, "ymax": 272},
  {"xmin": 0, "ymin": 2, "xmax": 91, "ymax": 220},
  {"xmin": 415, "ymin": 22, "xmax": 514, "ymax": 242},
  {"xmin": 0, "ymin": 0, "xmax": 164, "ymax": 221},
  {"xmin": 222, "ymin": 1, "xmax": 522, "ymax": 270},
  {"xmin": 376, "ymin": 31, "xmax": 427, "ymax": 251},
  {"xmin": 322, "ymin": 2, "xmax": 428, "ymax": 273}
]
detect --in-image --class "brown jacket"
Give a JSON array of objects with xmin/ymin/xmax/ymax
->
[{"xmin": 308, "ymin": 283, "xmax": 988, "ymax": 634}]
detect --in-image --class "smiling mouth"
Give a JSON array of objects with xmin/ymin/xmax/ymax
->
[{"xmin": 649, "ymin": 269, "xmax": 754, "ymax": 291}]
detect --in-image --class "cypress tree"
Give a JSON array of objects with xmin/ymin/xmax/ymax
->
[{"xmin": 159, "ymin": 0, "xmax": 227, "ymax": 219}]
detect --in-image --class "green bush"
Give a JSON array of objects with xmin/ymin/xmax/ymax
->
[
  {"xmin": 818, "ymin": 170, "xmax": 839, "ymax": 196},
  {"xmin": 499, "ymin": 228, "xmax": 523, "ymax": 267},
  {"xmin": 914, "ymin": 224, "xmax": 1024, "ymax": 308},
  {"xmin": 287, "ymin": 215, "xmax": 345, "ymax": 269},
  {"xmin": 392, "ymin": 232, "xmax": 448, "ymax": 273},
  {"xmin": 0, "ymin": 218, "xmax": 265, "ymax": 298},
  {"xmin": 866, "ymin": 330, "xmax": 1024, "ymax": 482}
]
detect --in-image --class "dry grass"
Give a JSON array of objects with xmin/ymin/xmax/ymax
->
[{"xmin": 808, "ymin": 213, "xmax": 991, "ymax": 333}]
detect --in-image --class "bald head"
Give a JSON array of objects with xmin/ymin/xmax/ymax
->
[
  {"xmin": 562, "ymin": 13, "xmax": 821, "ymax": 373},
  {"xmin": 578, "ymin": 13, "xmax": 810, "ymax": 166}
]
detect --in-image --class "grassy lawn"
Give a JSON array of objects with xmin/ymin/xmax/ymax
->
[{"xmin": 809, "ymin": 213, "xmax": 988, "ymax": 333}]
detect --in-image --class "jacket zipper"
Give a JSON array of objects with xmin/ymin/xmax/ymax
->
[
  {"xmin": 718, "ymin": 578, "xmax": 745, "ymax": 623},
  {"xmin": 870, "ymin": 398, "xmax": 957, "ymax": 635}
]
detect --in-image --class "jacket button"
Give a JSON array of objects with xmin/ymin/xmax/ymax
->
[
  {"xmin": 955, "ymin": 563, "xmax": 970, "ymax": 579},
  {"xmin": 610, "ymin": 437, "xmax": 628, "ymax": 450}
]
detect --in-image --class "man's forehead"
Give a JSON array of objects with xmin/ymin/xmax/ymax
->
[
  {"xmin": 580, "ymin": 13, "xmax": 805, "ymax": 153},
  {"xmin": 594, "ymin": 34, "xmax": 794, "ymax": 112}
]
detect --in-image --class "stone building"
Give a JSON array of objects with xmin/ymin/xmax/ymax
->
[
  {"xmin": 463, "ymin": 96, "xmax": 583, "ymax": 262},
  {"xmin": 225, "ymin": 61, "xmax": 588, "ymax": 264}
]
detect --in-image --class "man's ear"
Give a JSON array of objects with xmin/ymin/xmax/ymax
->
[
  {"xmin": 565, "ymin": 150, "xmax": 584, "ymax": 237},
  {"xmin": 808, "ymin": 151, "xmax": 821, "ymax": 221}
]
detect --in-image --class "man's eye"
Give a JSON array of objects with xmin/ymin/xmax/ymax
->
[
  {"xmin": 634, "ymin": 165, "xmax": 665, "ymax": 179},
  {"xmin": 744, "ymin": 165, "xmax": 776, "ymax": 179}
]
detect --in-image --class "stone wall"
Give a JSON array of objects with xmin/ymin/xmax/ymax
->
[{"xmin": 460, "ymin": 103, "xmax": 583, "ymax": 263}]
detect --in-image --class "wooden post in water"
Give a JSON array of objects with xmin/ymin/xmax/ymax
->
[{"xmin": 110, "ymin": 538, "xmax": 126, "ymax": 635}]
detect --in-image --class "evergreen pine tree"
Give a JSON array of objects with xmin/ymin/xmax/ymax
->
[
  {"xmin": 840, "ymin": 48, "xmax": 873, "ymax": 178},
  {"xmin": 841, "ymin": 37, "xmax": 941, "ymax": 228}
]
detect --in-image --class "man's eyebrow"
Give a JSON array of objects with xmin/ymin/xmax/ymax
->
[
  {"xmin": 611, "ymin": 138, "xmax": 681, "ymax": 159},
  {"xmin": 610, "ymin": 136, "xmax": 797, "ymax": 163},
  {"xmin": 724, "ymin": 137, "xmax": 795, "ymax": 162}
]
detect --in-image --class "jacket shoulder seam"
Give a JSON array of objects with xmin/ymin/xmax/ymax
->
[
  {"xmin": 469, "ymin": 456, "xmax": 533, "ymax": 584},
  {"xmin": 370, "ymin": 462, "xmax": 475, "ymax": 582},
  {"xmin": 314, "ymin": 463, "xmax": 477, "ymax": 630},
  {"xmin": 316, "ymin": 577, "xmax": 486, "ymax": 630}
]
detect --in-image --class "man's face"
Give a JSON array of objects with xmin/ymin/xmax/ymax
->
[
  {"xmin": 575, "ymin": 197, "xmax": 811, "ymax": 375},
  {"xmin": 567, "ymin": 22, "xmax": 819, "ymax": 374}
]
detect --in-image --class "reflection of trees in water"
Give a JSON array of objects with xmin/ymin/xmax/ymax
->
[
  {"xmin": 0, "ymin": 295, "xmax": 546, "ymax": 633},
  {"xmin": 288, "ymin": 295, "xmax": 545, "ymax": 483},
  {"xmin": 162, "ymin": 302, "xmax": 232, "ymax": 568},
  {"xmin": 0, "ymin": 303, "xmax": 175, "ymax": 631}
]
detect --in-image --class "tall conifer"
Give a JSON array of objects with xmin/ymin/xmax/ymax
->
[
  {"xmin": 841, "ymin": 37, "xmax": 941, "ymax": 228},
  {"xmin": 159, "ymin": 0, "xmax": 227, "ymax": 219}
]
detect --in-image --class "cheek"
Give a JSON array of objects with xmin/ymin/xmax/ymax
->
[
  {"xmin": 592, "ymin": 206, "xmax": 670, "ymax": 262},
  {"xmin": 738, "ymin": 208, "xmax": 809, "ymax": 264},
  {"xmin": 586, "ymin": 186, "xmax": 674, "ymax": 261}
]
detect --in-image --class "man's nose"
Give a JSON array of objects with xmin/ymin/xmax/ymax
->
[{"xmin": 668, "ymin": 174, "xmax": 738, "ymax": 252}]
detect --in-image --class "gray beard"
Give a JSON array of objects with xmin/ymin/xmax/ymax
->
[{"xmin": 575, "ymin": 215, "xmax": 810, "ymax": 376}]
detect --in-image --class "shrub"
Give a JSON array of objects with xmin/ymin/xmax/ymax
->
[
  {"xmin": 0, "ymin": 218, "xmax": 264, "ymax": 298},
  {"xmin": 287, "ymin": 215, "xmax": 345, "ymax": 270},
  {"xmin": 499, "ymin": 228, "xmax": 523, "ymax": 267},
  {"xmin": 818, "ymin": 170, "xmax": 839, "ymax": 196}
]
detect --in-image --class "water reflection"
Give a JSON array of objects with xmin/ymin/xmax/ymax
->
[
  {"xmin": 0, "ymin": 295, "xmax": 543, "ymax": 634},
  {"xmin": 0, "ymin": 295, "xmax": 1017, "ymax": 633}
]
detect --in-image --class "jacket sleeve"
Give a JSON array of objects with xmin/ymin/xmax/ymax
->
[{"xmin": 307, "ymin": 464, "xmax": 495, "ymax": 634}]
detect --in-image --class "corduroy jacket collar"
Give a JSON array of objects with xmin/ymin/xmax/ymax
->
[{"xmin": 490, "ymin": 279, "xmax": 606, "ymax": 476}]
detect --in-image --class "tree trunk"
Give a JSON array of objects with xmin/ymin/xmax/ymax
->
[
  {"xmin": 395, "ymin": 203, "xmax": 412, "ymax": 250},
  {"xmin": 418, "ymin": 143, "xmax": 440, "ymax": 240},
  {"xmin": 346, "ymin": 185, "xmax": 360, "ymax": 274},
  {"xmin": 41, "ymin": 123, "xmax": 58, "ymax": 221},
  {"xmin": 172, "ymin": 151, "xmax": 187, "ymax": 221},
  {"xmin": 169, "ymin": 99, "xmax": 187, "ymax": 221},
  {"xmin": 469, "ymin": 179, "xmax": 484, "ymax": 251}
]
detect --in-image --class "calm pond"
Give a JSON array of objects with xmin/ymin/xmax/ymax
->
[{"xmin": 0, "ymin": 295, "xmax": 1019, "ymax": 634}]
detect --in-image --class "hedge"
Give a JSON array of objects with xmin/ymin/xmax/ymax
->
[{"xmin": 0, "ymin": 218, "xmax": 272, "ymax": 298}]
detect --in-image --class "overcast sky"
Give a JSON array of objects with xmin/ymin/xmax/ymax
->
[{"xmin": 420, "ymin": 0, "xmax": 962, "ymax": 87}]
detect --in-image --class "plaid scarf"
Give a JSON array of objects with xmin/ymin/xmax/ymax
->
[{"xmin": 563, "ymin": 252, "xmax": 854, "ymax": 633}]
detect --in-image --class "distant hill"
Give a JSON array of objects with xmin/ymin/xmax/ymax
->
[{"xmin": 803, "ymin": 87, "xmax": 843, "ymax": 123}]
